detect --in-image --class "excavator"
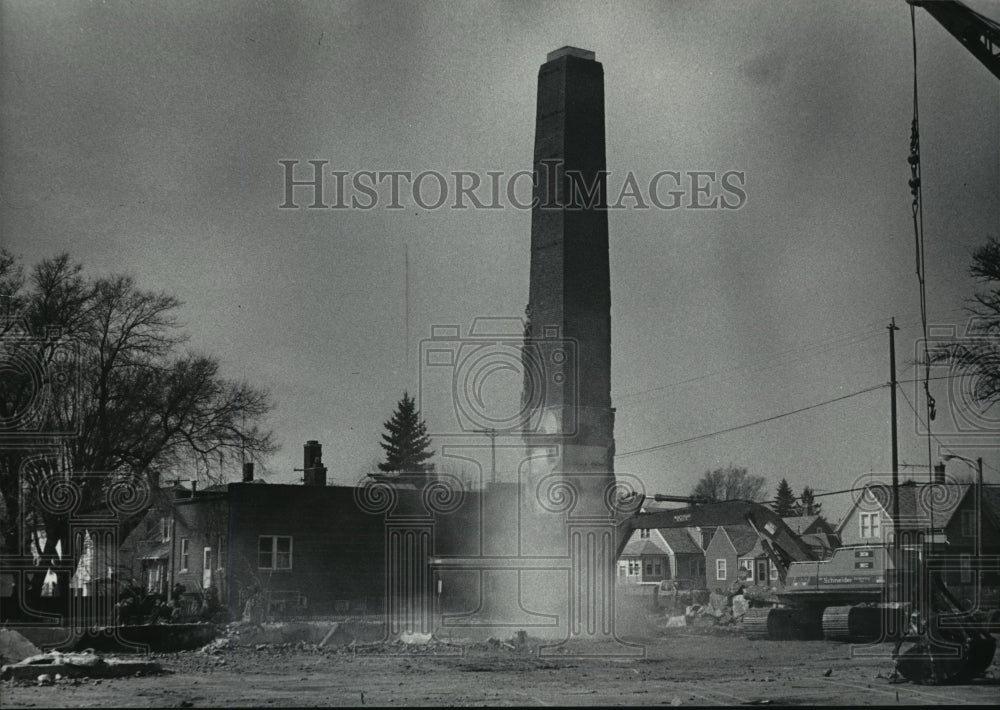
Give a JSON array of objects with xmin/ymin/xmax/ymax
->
[{"xmin": 616, "ymin": 493, "xmax": 997, "ymax": 684}]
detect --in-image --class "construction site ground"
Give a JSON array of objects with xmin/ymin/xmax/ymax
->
[{"xmin": 3, "ymin": 625, "xmax": 998, "ymax": 707}]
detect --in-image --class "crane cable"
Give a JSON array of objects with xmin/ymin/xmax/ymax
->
[{"xmin": 909, "ymin": 5, "xmax": 935, "ymax": 481}]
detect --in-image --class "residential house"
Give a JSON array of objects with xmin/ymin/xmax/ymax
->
[
  {"xmin": 617, "ymin": 526, "xmax": 706, "ymax": 587},
  {"xmin": 617, "ymin": 530, "xmax": 669, "ymax": 584},
  {"xmin": 704, "ymin": 525, "xmax": 780, "ymax": 593},
  {"xmin": 836, "ymin": 480, "xmax": 1000, "ymax": 596}
]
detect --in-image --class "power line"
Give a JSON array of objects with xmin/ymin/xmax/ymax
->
[
  {"xmin": 616, "ymin": 383, "xmax": 886, "ymax": 458},
  {"xmin": 614, "ymin": 308, "xmax": 969, "ymax": 408},
  {"xmin": 616, "ymin": 326, "xmax": 885, "ymax": 404}
]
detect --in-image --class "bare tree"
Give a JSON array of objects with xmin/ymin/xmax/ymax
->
[
  {"xmin": 691, "ymin": 465, "xmax": 767, "ymax": 503},
  {"xmin": 928, "ymin": 236, "xmax": 1000, "ymax": 409},
  {"xmin": 0, "ymin": 251, "xmax": 276, "ymax": 602}
]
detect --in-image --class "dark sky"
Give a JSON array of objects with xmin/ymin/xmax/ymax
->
[{"xmin": 3, "ymin": 0, "xmax": 998, "ymax": 524}]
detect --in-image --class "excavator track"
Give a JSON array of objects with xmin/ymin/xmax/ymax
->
[
  {"xmin": 742, "ymin": 607, "xmax": 775, "ymax": 640},
  {"xmin": 743, "ymin": 607, "xmax": 821, "ymax": 640},
  {"xmin": 822, "ymin": 605, "xmax": 883, "ymax": 643}
]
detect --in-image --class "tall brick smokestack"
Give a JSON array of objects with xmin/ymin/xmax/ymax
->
[
  {"xmin": 519, "ymin": 48, "xmax": 619, "ymax": 644},
  {"xmin": 524, "ymin": 46, "xmax": 615, "ymax": 483}
]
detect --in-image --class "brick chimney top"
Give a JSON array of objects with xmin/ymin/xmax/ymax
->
[{"xmin": 546, "ymin": 46, "xmax": 596, "ymax": 62}]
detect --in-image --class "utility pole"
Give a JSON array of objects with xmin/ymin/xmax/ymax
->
[{"xmin": 888, "ymin": 318, "xmax": 901, "ymax": 609}]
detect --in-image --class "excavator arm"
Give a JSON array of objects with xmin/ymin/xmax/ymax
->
[
  {"xmin": 616, "ymin": 496, "xmax": 817, "ymax": 584},
  {"xmin": 910, "ymin": 0, "xmax": 1000, "ymax": 80}
]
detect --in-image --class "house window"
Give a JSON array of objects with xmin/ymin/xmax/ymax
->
[
  {"xmin": 860, "ymin": 513, "xmax": 881, "ymax": 539},
  {"xmin": 258, "ymin": 536, "xmax": 293, "ymax": 570},
  {"xmin": 645, "ymin": 561, "xmax": 653, "ymax": 576},
  {"xmin": 716, "ymin": 559, "xmax": 727, "ymax": 581},
  {"xmin": 653, "ymin": 561, "xmax": 662, "ymax": 576},
  {"xmin": 161, "ymin": 517, "xmax": 170, "ymax": 542},
  {"xmin": 180, "ymin": 538, "xmax": 190, "ymax": 571},
  {"xmin": 738, "ymin": 559, "xmax": 753, "ymax": 581},
  {"xmin": 961, "ymin": 511, "xmax": 975, "ymax": 538},
  {"xmin": 640, "ymin": 529, "xmax": 650, "ymax": 539},
  {"xmin": 628, "ymin": 560, "xmax": 640, "ymax": 576}
]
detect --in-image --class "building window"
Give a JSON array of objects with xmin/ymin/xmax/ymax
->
[
  {"xmin": 639, "ymin": 529, "xmax": 650, "ymax": 539},
  {"xmin": 653, "ymin": 561, "xmax": 662, "ymax": 576},
  {"xmin": 716, "ymin": 559, "xmax": 727, "ymax": 581},
  {"xmin": 259, "ymin": 536, "xmax": 293, "ymax": 570},
  {"xmin": 180, "ymin": 538, "xmax": 190, "ymax": 571},
  {"xmin": 860, "ymin": 513, "xmax": 881, "ymax": 539},
  {"xmin": 738, "ymin": 558, "xmax": 753, "ymax": 581},
  {"xmin": 627, "ymin": 559, "xmax": 640, "ymax": 576},
  {"xmin": 161, "ymin": 517, "xmax": 170, "ymax": 542},
  {"xmin": 961, "ymin": 511, "xmax": 975, "ymax": 538}
]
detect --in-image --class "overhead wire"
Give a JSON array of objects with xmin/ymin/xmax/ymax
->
[{"xmin": 616, "ymin": 383, "xmax": 886, "ymax": 458}]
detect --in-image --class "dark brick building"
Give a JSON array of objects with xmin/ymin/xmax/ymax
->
[{"xmin": 121, "ymin": 453, "xmax": 493, "ymax": 620}]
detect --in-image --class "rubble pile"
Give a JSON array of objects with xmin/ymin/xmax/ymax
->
[
  {"xmin": 0, "ymin": 650, "xmax": 163, "ymax": 684},
  {"xmin": 659, "ymin": 591, "xmax": 761, "ymax": 633}
]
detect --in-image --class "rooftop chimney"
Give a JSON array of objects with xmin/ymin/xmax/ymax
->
[
  {"xmin": 243, "ymin": 461, "xmax": 255, "ymax": 483},
  {"xmin": 303, "ymin": 440, "xmax": 327, "ymax": 486}
]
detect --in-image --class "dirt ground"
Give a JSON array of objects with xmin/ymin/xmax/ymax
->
[{"xmin": 3, "ymin": 626, "xmax": 999, "ymax": 707}]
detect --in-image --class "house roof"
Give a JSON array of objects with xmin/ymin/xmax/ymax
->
[
  {"xmin": 837, "ymin": 481, "xmax": 973, "ymax": 533},
  {"xmin": 720, "ymin": 525, "xmax": 760, "ymax": 556},
  {"xmin": 621, "ymin": 536, "xmax": 668, "ymax": 557},
  {"xmin": 658, "ymin": 527, "xmax": 702, "ymax": 554},
  {"xmin": 782, "ymin": 515, "xmax": 823, "ymax": 535},
  {"xmin": 801, "ymin": 532, "xmax": 838, "ymax": 552}
]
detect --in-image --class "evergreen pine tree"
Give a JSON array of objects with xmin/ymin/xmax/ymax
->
[
  {"xmin": 377, "ymin": 391, "xmax": 435, "ymax": 477},
  {"xmin": 774, "ymin": 478, "xmax": 796, "ymax": 517},
  {"xmin": 799, "ymin": 486, "xmax": 822, "ymax": 516}
]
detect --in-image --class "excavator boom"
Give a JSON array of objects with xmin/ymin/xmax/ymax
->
[{"xmin": 618, "ymin": 497, "xmax": 817, "ymax": 584}]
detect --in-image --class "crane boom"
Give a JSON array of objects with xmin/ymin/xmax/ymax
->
[{"xmin": 910, "ymin": 0, "xmax": 1000, "ymax": 80}]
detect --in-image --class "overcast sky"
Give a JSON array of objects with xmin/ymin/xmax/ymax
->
[{"xmin": 3, "ymin": 0, "xmax": 998, "ymax": 524}]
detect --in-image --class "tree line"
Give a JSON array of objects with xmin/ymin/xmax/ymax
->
[{"xmin": 0, "ymin": 251, "xmax": 276, "ymax": 602}]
